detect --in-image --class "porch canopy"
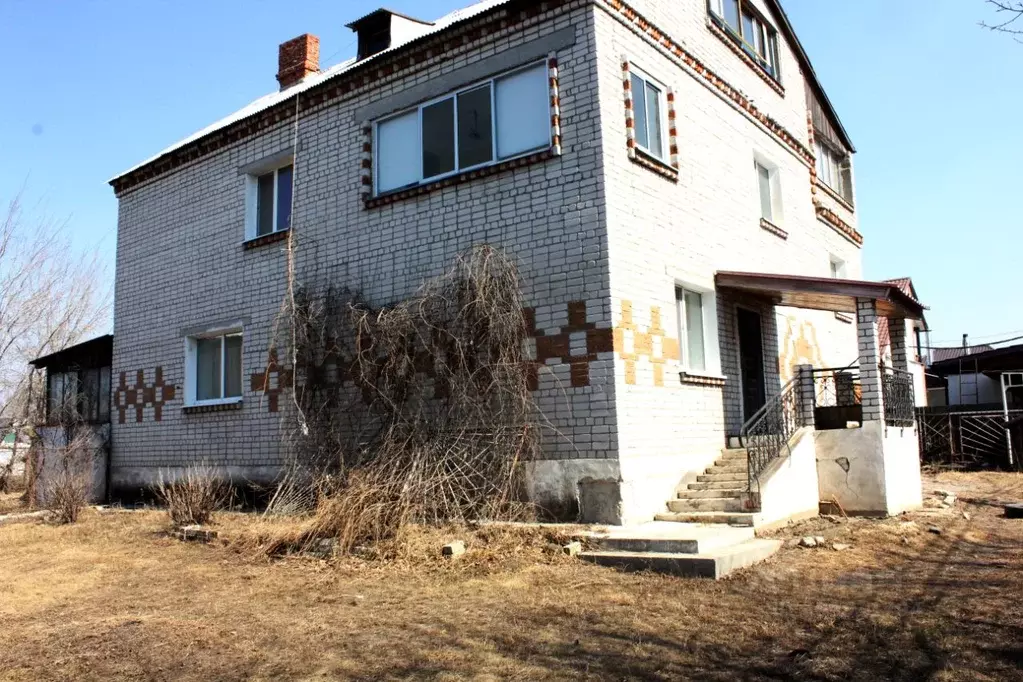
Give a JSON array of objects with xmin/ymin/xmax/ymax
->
[{"xmin": 715, "ymin": 272, "xmax": 926, "ymax": 320}]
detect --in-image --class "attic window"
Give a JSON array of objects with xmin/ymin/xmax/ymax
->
[
  {"xmin": 815, "ymin": 139, "xmax": 854, "ymax": 205},
  {"xmin": 709, "ymin": 0, "xmax": 781, "ymax": 82}
]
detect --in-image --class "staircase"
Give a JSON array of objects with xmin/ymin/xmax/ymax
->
[
  {"xmin": 577, "ymin": 447, "xmax": 782, "ymax": 579},
  {"xmin": 653, "ymin": 448, "xmax": 758, "ymax": 526}
]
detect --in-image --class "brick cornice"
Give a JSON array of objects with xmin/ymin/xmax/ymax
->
[
  {"xmin": 597, "ymin": 0, "xmax": 814, "ymax": 169},
  {"xmin": 815, "ymin": 201, "xmax": 864, "ymax": 247},
  {"xmin": 111, "ymin": 0, "xmax": 573, "ymax": 195}
]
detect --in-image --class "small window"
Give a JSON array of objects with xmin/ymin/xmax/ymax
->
[
  {"xmin": 709, "ymin": 0, "xmax": 781, "ymax": 80},
  {"xmin": 45, "ymin": 367, "xmax": 111, "ymax": 423},
  {"xmin": 755, "ymin": 158, "xmax": 782, "ymax": 224},
  {"xmin": 677, "ymin": 288, "xmax": 707, "ymax": 373},
  {"xmin": 815, "ymin": 139, "xmax": 854, "ymax": 204},
  {"xmin": 188, "ymin": 331, "xmax": 242, "ymax": 404},
  {"xmin": 374, "ymin": 62, "xmax": 551, "ymax": 195},
  {"xmin": 630, "ymin": 70, "xmax": 666, "ymax": 160},
  {"xmin": 829, "ymin": 256, "xmax": 846, "ymax": 280},
  {"xmin": 254, "ymin": 165, "xmax": 293, "ymax": 237}
]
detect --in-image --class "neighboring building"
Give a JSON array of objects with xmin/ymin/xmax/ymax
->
[
  {"xmin": 928, "ymin": 343, "xmax": 1023, "ymax": 410},
  {"xmin": 28, "ymin": 335, "xmax": 113, "ymax": 503},
  {"xmin": 107, "ymin": 0, "xmax": 925, "ymax": 524}
]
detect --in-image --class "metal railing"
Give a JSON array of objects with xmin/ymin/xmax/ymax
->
[
  {"xmin": 812, "ymin": 364, "xmax": 862, "ymax": 430},
  {"xmin": 882, "ymin": 365, "xmax": 916, "ymax": 427},
  {"xmin": 739, "ymin": 377, "xmax": 803, "ymax": 500}
]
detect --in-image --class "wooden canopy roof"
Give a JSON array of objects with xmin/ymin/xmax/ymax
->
[{"xmin": 715, "ymin": 272, "xmax": 926, "ymax": 320}]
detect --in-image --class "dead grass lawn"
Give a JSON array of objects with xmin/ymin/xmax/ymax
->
[{"xmin": 1, "ymin": 472, "xmax": 1021, "ymax": 681}]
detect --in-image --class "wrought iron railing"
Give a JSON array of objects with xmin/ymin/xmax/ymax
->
[
  {"xmin": 882, "ymin": 365, "xmax": 916, "ymax": 427},
  {"xmin": 740, "ymin": 377, "xmax": 803, "ymax": 500},
  {"xmin": 812, "ymin": 364, "xmax": 862, "ymax": 430}
]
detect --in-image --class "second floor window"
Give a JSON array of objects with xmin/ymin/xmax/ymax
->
[
  {"xmin": 630, "ymin": 68, "xmax": 667, "ymax": 160},
  {"xmin": 676, "ymin": 287, "xmax": 707, "ymax": 373},
  {"xmin": 709, "ymin": 0, "xmax": 780, "ymax": 80},
  {"xmin": 255, "ymin": 165, "xmax": 293, "ymax": 237},
  {"xmin": 815, "ymin": 139, "xmax": 854, "ymax": 204},
  {"xmin": 755, "ymin": 158, "xmax": 782, "ymax": 225},
  {"xmin": 374, "ymin": 62, "xmax": 551, "ymax": 195}
]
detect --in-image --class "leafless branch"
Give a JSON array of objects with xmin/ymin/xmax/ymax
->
[{"xmin": 980, "ymin": 0, "xmax": 1023, "ymax": 38}]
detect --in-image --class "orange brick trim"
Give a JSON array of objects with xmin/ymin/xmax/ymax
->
[
  {"xmin": 243, "ymin": 229, "xmax": 291, "ymax": 250},
  {"xmin": 524, "ymin": 300, "xmax": 613, "ymax": 389},
  {"xmin": 548, "ymin": 53, "xmax": 563, "ymax": 156},
  {"xmin": 815, "ymin": 201, "xmax": 864, "ymax": 247},
  {"xmin": 759, "ymin": 217, "xmax": 788, "ymax": 240},
  {"xmin": 113, "ymin": 367, "xmax": 176, "ymax": 424},
  {"xmin": 111, "ymin": 0, "xmax": 572, "ymax": 195},
  {"xmin": 815, "ymin": 179, "xmax": 855, "ymax": 212},
  {"xmin": 250, "ymin": 348, "xmax": 294, "ymax": 412},
  {"xmin": 706, "ymin": 18, "xmax": 785, "ymax": 96},
  {"xmin": 601, "ymin": 0, "xmax": 814, "ymax": 169},
  {"xmin": 630, "ymin": 149, "xmax": 680, "ymax": 180},
  {"xmin": 613, "ymin": 300, "xmax": 680, "ymax": 387},
  {"xmin": 622, "ymin": 57, "xmax": 680, "ymax": 179}
]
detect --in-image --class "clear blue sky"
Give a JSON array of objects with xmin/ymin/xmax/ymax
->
[{"xmin": 1, "ymin": 0, "xmax": 1018, "ymax": 348}]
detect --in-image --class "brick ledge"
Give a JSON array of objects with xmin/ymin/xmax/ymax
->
[
  {"xmin": 183, "ymin": 401, "xmax": 243, "ymax": 415},
  {"xmin": 706, "ymin": 18, "xmax": 785, "ymax": 97},
  {"xmin": 243, "ymin": 230, "xmax": 290, "ymax": 250},
  {"xmin": 814, "ymin": 179, "xmax": 855, "ymax": 212},
  {"xmin": 680, "ymin": 372, "xmax": 727, "ymax": 387},
  {"xmin": 365, "ymin": 148, "xmax": 556, "ymax": 208},
  {"xmin": 815, "ymin": 202, "xmax": 864, "ymax": 247},
  {"xmin": 759, "ymin": 217, "xmax": 788, "ymax": 240},
  {"xmin": 629, "ymin": 149, "xmax": 680, "ymax": 180}
]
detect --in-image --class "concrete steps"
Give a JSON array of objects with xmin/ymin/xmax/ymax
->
[
  {"xmin": 676, "ymin": 488, "xmax": 743, "ymax": 499},
  {"xmin": 697, "ymin": 472, "xmax": 746, "ymax": 483},
  {"xmin": 667, "ymin": 496, "xmax": 745, "ymax": 513},
  {"xmin": 579, "ymin": 539, "xmax": 782, "ymax": 579},
  {"xmin": 654, "ymin": 510, "xmax": 757, "ymax": 526},
  {"xmin": 688, "ymin": 480, "xmax": 746, "ymax": 491}
]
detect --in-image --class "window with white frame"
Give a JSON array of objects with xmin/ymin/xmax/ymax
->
[
  {"xmin": 829, "ymin": 256, "xmax": 846, "ymax": 279},
  {"xmin": 709, "ymin": 0, "xmax": 781, "ymax": 80},
  {"xmin": 374, "ymin": 62, "xmax": 551, "ymax": 195},
  {"xmin": 676, "ymin": 287, "xmax": 708, "ymax": 373},
  {"xmin": 754, "ymin": 157, "xmax": 783, "ymax": 225},
  {"xmin": 186, "ymin": 330, "xmax": 243, "ymax": 405},
  {"xmin": 247, "ymin": 164, "xmax": 293, "ymax": 239},
  {"xmin": 630, "ymin": 67, "xmax": 667, "ymax": 160},
  {"xmin": 815, "ymin": 139, "xmax": 853, "ymax": 204}
]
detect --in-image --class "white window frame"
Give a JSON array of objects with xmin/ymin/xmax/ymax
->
[
  {"xmin": 708, "ymin": 0, "xmax": 781, "ymax": 80},
  {"xmin": 675, "ymin": 283, "xmax": 723, "ymax": 378},
  {"xmin": 184, "ymin": 326, "xmax": 244, "ymax": 407},
  {"xmin": 815, "ymin": 139, "xmax": 853, "ymax": 203},
  {"xmin": 829, "ymin": 255, "xmax": 846, "ymax": 279},
  {"xmin": 629, "ymin": 65, "xmax": 669, "ymax": 161},
  {"xmin": 754, "ymin": 154, "xmax": 784, "ymax": 226},
  {"xmin": 373, "ymin": 61, "xmax": 552, "ymax": 196},
  {"xmin": 244, "ymin": 162, "xmax": 293, "ymax": 241}
]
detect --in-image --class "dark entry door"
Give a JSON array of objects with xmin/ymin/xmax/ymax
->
[{"xmin": 737, "ymin": 308, "xmax": 766, "ymax": 422}]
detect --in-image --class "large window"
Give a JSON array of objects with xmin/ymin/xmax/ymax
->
[
  {"xmin": 46, "ymin": 367, "xmax": 111, "ymax": 424},
  {"xmin": 709, "ymin": 0, "xmax": 781, "ymax": 80},
  {"xmin": 187, "ymin": 331, "xmax": 242, "ymax": 405},
  {"xmin": 254, "ymin": 165, "xmax": 293, "ymax": 237},
  {"xmin": 815, "ymin": 139, "xmax": 853, "ymax": 204},
  {"xmin": 630, "ymin": 67, "xmax": 667, "ymax": 160},
  {"xmin": 677, "ymin": 287, "xmax": 707, "ymax": 373},
  {"xmin": 374, "ymin": 62, "xmax": 551, "ymax": 194}
]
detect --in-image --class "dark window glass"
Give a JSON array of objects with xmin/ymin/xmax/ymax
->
[
  {"xmin": 256, "ymin": 172, "xmax": 275, "ymax": 236},
  {"xmin": 276, "ymin": 165, "xmax": 293, "ymax": 231},
  {"xmin": 457, "ymin": 85, "xmax": 493, "ymax": 169},
  {"xmin": 224, "ymin": 335, "xmax": 243, "ymax": 399},
  {"xmin": 422, "ymin": 98, "xmax": 455, "ymax": 178},
  {"xmin": 99, "ymin": 367, "xmax": 110, "ymax": 421},
  {"xmin": 82, "ymin": 368, "xmax": 99, "ymax": 422},
  {"xmin": 645, "ymin": 80, "xmax": 663, "ymax": 158},
  {"xmin": 723, "ymin": 0, "xmax": 740, "ymax": 30},
  {"xmin": 196, "ymin": 338, "xmax": 222, "ymax": 401}
]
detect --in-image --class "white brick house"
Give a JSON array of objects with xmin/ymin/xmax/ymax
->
[{"xmin": 108, "ymin": 0, "xmax": 925, "ymax": 525}]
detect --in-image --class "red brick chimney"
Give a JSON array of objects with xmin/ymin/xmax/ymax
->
[{"xmin": 277, "ymin": 34, "xmax": 320, "ymax": 90}]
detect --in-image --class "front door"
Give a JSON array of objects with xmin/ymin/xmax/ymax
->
[{"xmin": 737, "ymin": 308, "xmax": 766, "ymax": 422}]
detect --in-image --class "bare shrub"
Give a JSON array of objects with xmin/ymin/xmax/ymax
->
[
  {"xmin": 259, "ymin": 245, "xmax": 542, "ymax": 556},
  {"xmin": 156, "ymin": 464, "xmax": 231, "ymax": 527},
  {"xmin": 45, "ymin": 422, "xmax": 97, "ymax": 524}
]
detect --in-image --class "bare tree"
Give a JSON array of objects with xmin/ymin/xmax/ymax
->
[
  {"xmin": 981, "ymin": 1, "xmax": 1023, "ymax": 37},
  {"xmin": 0, "ymin": 189, "xmax": 110, "ymax": 493}
]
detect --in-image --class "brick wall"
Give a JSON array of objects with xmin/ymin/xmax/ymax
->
[{"xmin": 110, "ymin": 2, "xmax": 616, "ymax": 491}]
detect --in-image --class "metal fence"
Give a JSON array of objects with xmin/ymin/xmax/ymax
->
[
  {"xmin": 916, "ymin": 408, "xmax": 1023, "ymax": 470},
  {"xmin": 812, "ymin": 366, "xmax": 862, "ymax": 430},
  {"xmin": 881, "ymin": 366, "xmax": 915, "ymax": 427}
]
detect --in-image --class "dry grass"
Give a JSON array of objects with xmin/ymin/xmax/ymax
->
[
  {"xmin": 1, "ymin": 473, "xmax": 1022, "ymax": 680},
  {"xmin": 155, "ymin": 464, "xmax": 231, "ymax": 527}
]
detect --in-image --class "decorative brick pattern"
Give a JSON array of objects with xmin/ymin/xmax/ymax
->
[
  {"xmin": 622, "ymin": 56, "xmax": 637, "ymax": 159},
  {"xmin": 548, "ymin": 53, "xmax": 562, "ymax": 156},
  {"xmin": 613, "ymin": 300, "xmax": 680, "ymax": 387},
  {"xmin": 113, "ymin": 368, "xmax": 176, "ymax": 424},
  {"xmin": 666, "ymin": 87, "xmax": 679, "ymax": 168},
  {"xmin": 250, "ymin": 349, "xmax": 294, "ymax": 413},
  {"xmin": 759, "ymin": 217, "xmax": 787, "ymax": 240},
  {"xmin": 622, "ymin": 56, "xmax": 679, "ymax": 180},
  {"xmin": 815, "ymin": 201, "xmax": 864, "ymax": 246},
  {"xmin": 526, "ymin": 300, "xmax": 614, "ymax": 389},
  {"xmin": 360, "ymin": 124, "xmax": 373, "ymax": 202},
  {"xmin": 600, "ymin": 0, "xmax": 814, "ymax": 168}
]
